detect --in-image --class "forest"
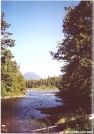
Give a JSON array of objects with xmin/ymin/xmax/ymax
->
[{"xmin": 25, "ymin": 76, "xmax": 61, "ymax": 89}]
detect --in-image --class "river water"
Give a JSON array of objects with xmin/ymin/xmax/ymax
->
[{"xmin": 1, "ymin": 89, "xmax": 65, "ymax": 133}]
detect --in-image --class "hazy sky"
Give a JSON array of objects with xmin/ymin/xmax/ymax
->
[{"xmin": 1, "ymin": 1, "xmax": 80, "ymax": 78}]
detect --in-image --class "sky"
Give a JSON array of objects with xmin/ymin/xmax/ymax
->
[{"xmin": 1, "ymin": 1, "xmax": 80, "ymax": 78}]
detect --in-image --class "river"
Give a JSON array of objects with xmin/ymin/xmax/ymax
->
[{"xmin": 1, "ymin": 89, "xmax": 65, "ymax": 133}]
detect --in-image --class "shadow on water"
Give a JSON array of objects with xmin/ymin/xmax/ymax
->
[
  {"xmin": 1, "ymin": 98, "xmax": 45, "ymax": 133},
  {"xmin": 1, "ymin": 98, "xmax": 14, "ymax": 133}
]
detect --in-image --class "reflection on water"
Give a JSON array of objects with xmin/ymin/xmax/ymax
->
[{"xmin": 1, "ymin": 89, "xmax": 64, "ymax": 133}]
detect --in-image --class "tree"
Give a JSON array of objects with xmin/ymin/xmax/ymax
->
[
  {"xmin": 1, "ymin": 12, "xmax": 26, "ymax": 96},
  {"xmin": 1, "ymin": 12, "xmax": 15, "ymax": 95},
  {"xmin": 50, "ymin": 1, "xmax": 93, "ymax": 112},
  {"xmin": 1, "ymin": 12, "xmax": 15, "ymax": 49}
]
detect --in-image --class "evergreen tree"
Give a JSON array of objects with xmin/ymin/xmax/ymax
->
[
  {"xmin": 1, "ymin": 12, "xmax": 15, "ymax": 49},
  {"xmin": 1, "ymin": 12, "xmax": 26, "ymax": 96},
  {"xmin": 50, "ymin": 1, "xmax": 93, "ymax": 112},
  {"xmin": 1, "ymin": 12, "xmax": 15, "ymax": 95}
]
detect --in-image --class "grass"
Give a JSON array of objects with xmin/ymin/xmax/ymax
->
[
  {"xmin": 57, "ymin": 113, "xmax": 81, "ymax": 124},
  {"xmin": 56, "ymin": 112, "xmax": 92, "ymax": 132}
]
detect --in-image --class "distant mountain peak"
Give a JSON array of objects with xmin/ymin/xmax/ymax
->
[{"xmin": 23, "ymin": 72, "xmax": 41, "ymax": 80}]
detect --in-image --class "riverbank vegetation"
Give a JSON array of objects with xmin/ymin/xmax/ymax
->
[
  {"xmin": 50, "ymin": 1, "xmax": 93, "ymax": 131},
  {"xmin": 25, "ymin": 76, "xmax": 61, "ymax": 90},
  {"xmin": 1, "ymin": 12, "xmax": 26, "ymax": 97}
]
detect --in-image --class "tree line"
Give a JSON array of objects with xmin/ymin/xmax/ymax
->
[
  {"xmin": 26, "ymin": 76, "xmax": 61, "ymax": 89},
  {"xmin": 1, "ymin": 12, "xmax": 26, "ymax": 97}
]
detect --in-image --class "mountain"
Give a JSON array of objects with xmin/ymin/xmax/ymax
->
[{"xmin": 23, "ymin": 72, "xmax": 41, "ymax": 80}]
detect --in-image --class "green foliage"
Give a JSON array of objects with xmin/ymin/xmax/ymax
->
[
  {"xmin": 1, "ymin": 12, "xmax": 15, "ymax": 49},
  {"xmin": 1, "ymin": 81, "xmax": 7, "ymax": 97},
  {"xmin": 50, "ymin": 1, "xmax": 92, "ymax": 112},
  {"xmin": 26, "ymin": 76, "xmax": 61, "ymax": 89},
  {"xmin": 1, "ymin": 12, "xmax": 26, "ymax": 97}
]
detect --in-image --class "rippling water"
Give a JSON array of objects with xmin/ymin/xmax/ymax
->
[{"xmin": 1, "ymin": 89, "xmax": 64, "ymax": 133}]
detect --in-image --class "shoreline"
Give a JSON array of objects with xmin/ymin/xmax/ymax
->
[
  {"xmin": 1, "ymin": 95, "xmax": 26, "ymax": 99},
  {"xmin": 32, "ymin": 87, "xmax": 58, "ymax": 91},
  {"xmin": 1, "ymin": 88, "xmax": 59, "ymax": 99}
]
